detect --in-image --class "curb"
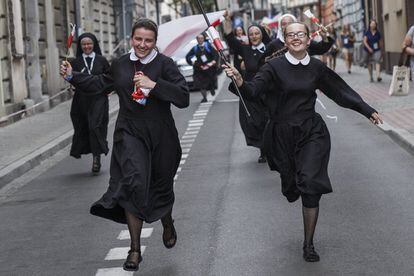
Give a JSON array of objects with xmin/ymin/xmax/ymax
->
[
  {"xmin": 0, "ymin": 104, "xmax": 119, "ymax": 189},
  {"xmin": 378, "ymin": 122, "xmax": 414, "ymax": 156}
]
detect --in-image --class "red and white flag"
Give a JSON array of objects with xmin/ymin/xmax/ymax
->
[
  {"xmin": 67, "ymin": 23, "xmax": 76, "ymax": 49},
  {"xmin": 157, "ymin": 10, "xmax": 226, "ymax": 57}
]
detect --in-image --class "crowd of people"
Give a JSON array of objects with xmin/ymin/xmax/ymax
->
[{"xmin": 57, "ymin": 10, "xmax": 414, "ymax": 272}]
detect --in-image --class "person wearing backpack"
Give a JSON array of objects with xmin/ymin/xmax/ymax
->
[{"xmin": 186, "ymin": 34, "xmax": 219, "ymax": 103}]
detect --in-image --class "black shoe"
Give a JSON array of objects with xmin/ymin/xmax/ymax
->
[
  {"xmin": 303, "ymin": 244, "xmax": 320, "ymax": 262},
  {"xmin": 92, "ymin": 155, "xmax": 101, "ymax": 175},
  {"xmin": 210, "ymin": 90, "xmax": 216, "ymax": 96},
  {"xmin": 370, "ymin": 78, "xmax": 374, "ymax": 83},
  {"xmin": 377, "ymin": 77, "xmax": 382, "ymax": 82},
  {"xmin": 161, "ymin": 218, "xmax": 177, "ymax": 249},
  {"xmin": 348, "ymin": 70, "xmax": 351, "ymax": 74},
  {"xmin": 123, "ymin": 250, "xmax": 142, "ymax": 271},
  {"xmin": 258, "ymin": 155, "xmax": 267, "ymax": 163},
  {"xmin": 201, "ymin": 98, "xmax": 208, "ymax": 103}
]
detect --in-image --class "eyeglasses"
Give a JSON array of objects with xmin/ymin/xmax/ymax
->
[{"xmin": 285, "ymin": 31, "xmax": 308, "ymax": 39}]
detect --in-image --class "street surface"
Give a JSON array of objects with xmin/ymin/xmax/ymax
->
[{"xmin": 1, "ymin": 71, "xmax": 414, "ymax": 276}]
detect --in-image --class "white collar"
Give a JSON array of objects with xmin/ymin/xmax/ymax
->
[
  {"xmin": 129, "ymin": 48, "xmax": 158, "ymax": 64},
  {"xmin": 82, "ymin": 52, "xmax": 96, "ymax": 58},
  {"xmin": 251, "ymin": 42, "xmax": 266, "ymax": 53},
  {"xmin": 284, "ymin": 51, "xmax": 310, "ymax": 65}
]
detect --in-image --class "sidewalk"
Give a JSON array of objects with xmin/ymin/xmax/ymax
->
[
  {"xmin": 0, "ymin": 60, "xmax": 413, "ymax": 189},
  {"xmin": 0, "ymin": 94, "xmax": 119, "ymax": 189},
  {"xmin": 333, "ymin": 59, "xmax": 414, "ymax": 154}
]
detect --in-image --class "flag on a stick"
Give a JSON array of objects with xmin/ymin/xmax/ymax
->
[
  {"xmin": 67, "ymin": 23, "xmax": 76, "ymax": 49},
  {"xmin": 157, "ymin": 10, "xmax": 226, "ymax": 57}
]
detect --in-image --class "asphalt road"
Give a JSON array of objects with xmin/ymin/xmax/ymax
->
[{"xmin": 0, "ymin": 75, "xmax": 413, "ymax": 276}]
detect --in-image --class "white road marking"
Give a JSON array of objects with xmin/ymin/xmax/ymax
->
[
  {"xmin": 188, "ymin": 123, "xmax": 203, "ymax": 127},
  {"xmin": 104, "ymin": 246, "xmax": 146, "ymax": 261},
  {"xmin": 184, "ymin": 131, "xmax": 199, "ymax": 135},
  {"xmin": 181, "ymin": 139, "xmax": 195, "ymax": 144},
  {"xmin": 180, "ymin": 143, "xmax": 192, "ymax": 148},
  {"xmin": 96, "ymin": 267, "xmax": 134, "ymax": 276},
  {"xmin": 182, "ymin": 135, "xmax": 197, "ymax": 139},
  {"xmin": 180, "ymin": 160, "xmax": 186, "ymax": 165},
  {"xmin": 181, "ymin": 154, "xmax": 189, "ymax": 159},
  {"xmin": 216, "ymin": 98, "xmax": 239, "ymax": 103},
  {"xmin": 189, "ymin": 119, "xmax": 204, "ymax": 123}
]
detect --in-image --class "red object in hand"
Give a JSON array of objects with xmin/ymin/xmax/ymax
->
[{"xmin": 131, "ymin": 71, "xmax": 145, "ymax": 100}]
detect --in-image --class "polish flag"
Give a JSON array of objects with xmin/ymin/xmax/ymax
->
[
  {"xmin": 67, "ymin": 23, "xmax": 76, "ymax": 49},
  {"xmin": 157, "ymin": 10, "xmax": 226, "ymax": 57}
]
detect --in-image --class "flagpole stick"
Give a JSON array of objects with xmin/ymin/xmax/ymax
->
[{"xmin": 194, "ymin": 0, "xmax": 251, "ymax": 117}]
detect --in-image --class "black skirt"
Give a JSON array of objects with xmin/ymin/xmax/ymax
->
[
  {"xmin": 70, "ymin": 91, "xmax": 109, "ymax": 158},
  {"xmin": 90, "ymin": 115, "xmax": 181, "ymax": 223},
  {"xmin": 193, "ymin": 67, "xmax": 217, "ymax": 90},
  {"xmin": 264, "ymin": 112, "xmax": 332, "ymax": 202},
  {"xmin": 239, "ymin": 99, "xmax": 268, "ymax": 148}
]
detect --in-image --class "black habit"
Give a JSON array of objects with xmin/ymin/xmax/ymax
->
[
  {"xmin": 225, "ymin": 30, "xmax": 270, "ymax": 148},
  {"xmin": 69, "ymin": 52, "xmax": 189, "ymax": 223},
  {"xmin": 231, "ymin": 55, "xmax": 376, "ymax": 202},
  {"xmin": 185, "ymin": 41, "xmax": 219, "ymax": 90},
  {"xmin": 69, "ymin": 33, "xmax": 110, "ymax": 158}
]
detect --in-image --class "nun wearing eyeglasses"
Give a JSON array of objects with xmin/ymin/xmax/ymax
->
[
  {"xmin": 69, "ymin": 33, "xmax": 110, "ymax": 174},
  {"xmin": 223, "ymin": 14, "xmax": 271, "ymax": 163},
  {"xmin": 224, "ymin": 22, "xmax": 382, "ymax": 263}
]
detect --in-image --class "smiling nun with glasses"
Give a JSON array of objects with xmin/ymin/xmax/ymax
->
[{"xmin": 223, "ymin": 22, "xmax": 382, "ymax": 262}]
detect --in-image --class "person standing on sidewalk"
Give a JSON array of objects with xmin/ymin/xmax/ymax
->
[
  {"xmin": 185, "ymin": 34, "xmax": 219, "ymax": 103},
  {"xmin": 339, "ymin": 24, "xmax": 355, "ymax": 74},
  {"xmin": 61, "ymin": 19, "xmax": 189, "ymax": 272},
  {"xmin": 223, "ymin": 14, "xmax": 271, "ymax": 163},
  {"xmin": 69, "ymin": 33, "xmax": 110, "ymax": 175},
  {"xmin": 223, "ymin": 22, "xmax": 382, "ymax": 263},
  {"xmin": 363, "ymin": 19, "xmax": 383, "ymax": 82},
  {"xmin": 403, "ymin": 24, "xmax": 414, "ymax": 80}
]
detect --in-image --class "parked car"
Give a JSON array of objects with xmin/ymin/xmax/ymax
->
[{"xmin": 172, "ymin": 38, "xmax": 229, "ymax": 91}]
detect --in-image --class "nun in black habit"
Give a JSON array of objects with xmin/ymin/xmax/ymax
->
[
  {"xmin": 69, "ymin": 33, "xmax": 110, "ymax": 174},
  {"xmin": 61, "ymin": 19, "xmax": 189, "ymax": 271},
  {"xmin": 224, "ymin": 22, "xmax": 382, "ymax": 263},
  {"xmin": 223, "ymin": 15, "xmax": 271, "ymax": 163},
  {"xmin": 185, "ymin": 33, "xmax": 219, "ymax": 103}
]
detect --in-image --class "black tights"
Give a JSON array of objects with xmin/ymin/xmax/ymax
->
[
  {"xmin": 301, "ymin": 194, "xmax": 321, "ymax": 247},
  {"xmin": 125, "ymin": 210, "xmax": 143, "ymax": 252}
]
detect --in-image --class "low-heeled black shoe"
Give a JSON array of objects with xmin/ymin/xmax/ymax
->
[
  {"xmin": 123, "ymin": 250, "xmax": 143, "ymax": 271},
  {"xmin": 257, "ymin": 155, "xmax": 267, "ymax": 163},
  {"xmin": 303, "ymin": 244, "xmax": 320, "ymax": 262},
  {"xmin": 92, "ymin": 155, "xmax": 101, "ymax": 175},
  {"xmin": 162, "ymin": 219, "xmax": 177, "ymax": 249}
]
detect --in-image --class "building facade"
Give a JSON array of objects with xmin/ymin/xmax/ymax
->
[{"xmin": 0, "ymin": 0, "xmax": 177, "ymax": 125}]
